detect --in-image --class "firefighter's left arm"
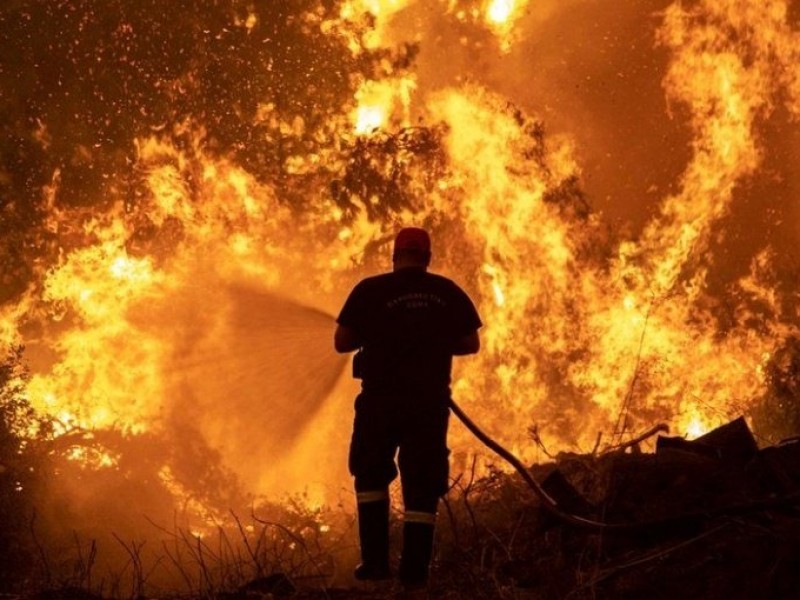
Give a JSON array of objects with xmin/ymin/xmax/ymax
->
[
  {"xmin": 334, "ymin": 324, "xmax": 362, "ymax": 353},
  {"xmin": 453, "ymin": 329, "xmax": 480, "ymax": 356}
]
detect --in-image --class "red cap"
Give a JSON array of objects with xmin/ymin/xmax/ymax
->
[{"xmin": 394, "ymin": 227, "xmax": 431, "ymax": 254}]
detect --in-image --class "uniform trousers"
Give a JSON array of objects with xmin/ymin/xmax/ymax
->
[{"xmin": 349, "ymin": 389, "xmax": 450, "ymax": 514}]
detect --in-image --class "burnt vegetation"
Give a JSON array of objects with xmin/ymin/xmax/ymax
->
[{"xmin": 5, "ymin": 342, "xmax": 800, "ymax": 597}]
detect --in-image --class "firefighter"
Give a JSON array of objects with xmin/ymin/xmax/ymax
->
[{"xmin": 334, "ymin": 227, "xmax": 482, "ymax": 594}]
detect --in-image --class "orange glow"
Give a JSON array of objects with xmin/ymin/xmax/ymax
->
[
  {"xmin": 685, "ymin": 416, "xmax": 710, "ymax": 440},
  {"xmin": 339, "ymin": 0, "xmax": 412, "ymax": 48},
  {"xmin": 2, "ymin": 0, "xmax": 799, "ymax": 521},
  {"xmin": 486, "ymin": 0, "xmax": 515, "ymax": 24},
  {"xmin": 484, "ymin": 0, "xmax": 528, "ymax": 50},
  {"xmin": 352, "ymin": 77, "xmax": 417, "ymax": 134}
]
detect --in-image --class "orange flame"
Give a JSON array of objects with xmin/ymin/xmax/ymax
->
[{"xmin": 2, "ymin": 0, "xmax": 799, "ymax": 510}]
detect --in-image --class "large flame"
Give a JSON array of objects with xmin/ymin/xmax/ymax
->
[{"xmin": 2, "ymin": 0, "xmax": 799, "ymax": 532}]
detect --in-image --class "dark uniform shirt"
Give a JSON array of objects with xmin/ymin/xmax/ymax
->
[{"xmin": 337, "ymin": 267, "xmax": 482, "ymax": 394}]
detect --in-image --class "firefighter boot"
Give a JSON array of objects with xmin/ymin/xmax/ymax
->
[
  {"xmin": 354, "ymin": 491, "xmax": 392, "ymax": 581},
  {"xmin": 399, "ymin": 513, "xmax": 436, "ymax": 592}
]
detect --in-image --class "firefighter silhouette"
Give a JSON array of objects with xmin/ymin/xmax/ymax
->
[{"xmin": 334, "ymin": 227, "xmax": 482, "ymax": 591}]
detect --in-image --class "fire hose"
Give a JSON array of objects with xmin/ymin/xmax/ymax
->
[
  {"xmin": 448, "ymin": 398, "xmax": 615, "ymax": 531},
  {"xmin": 449, "ymin": 398, "xmax": 800, "ymax": 532}
]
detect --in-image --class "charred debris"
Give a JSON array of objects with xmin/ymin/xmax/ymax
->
[
  {"xmin": 7, "ymin": 416, "xmax": 800, "ymax": 599},
  {"xmin": 427, "ymin": 416, "xmax": 800, "ymax": 599}
]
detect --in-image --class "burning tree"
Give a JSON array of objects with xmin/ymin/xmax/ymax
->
[{"xmin": 1, "ymin": 0, "xmax": 800, "ymax": 595}]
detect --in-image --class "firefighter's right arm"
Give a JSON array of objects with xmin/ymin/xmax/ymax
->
[
  {"xmin": 334, "ymin": 324, "xmax": 362, "ymax": 353},
  {"xmin": 452, "ymin": 329, "xmax": 480, "ymax": 356}
]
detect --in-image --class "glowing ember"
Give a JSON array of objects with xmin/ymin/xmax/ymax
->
[
  {"xmin": 355, "ymin": 105, "xmax": 386, "ymax": 134},
  {"xmin": 486, "ymin": 0, "xmax": 516, "ymax": 24},
  {"xmin": 685, "ymin": 417, "xmax": 710, "ymax": 440},
  {"xmin": 352, "ymin": 77, "xmax": 417, "ymax": 134},
  {"xmin": 484, "ymin": 0, "xmax": 528, "ymax": 50},
  {"xmin": 340, "ymin": 0, "xmax": 412, "ymax": 48}
]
